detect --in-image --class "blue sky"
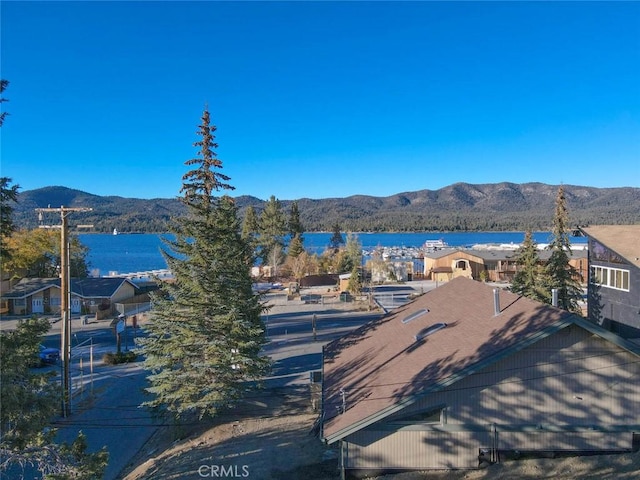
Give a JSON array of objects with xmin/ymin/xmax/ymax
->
[{"xmin": 2, "ymin": 1, "xmax": 639, "ymax": 201}]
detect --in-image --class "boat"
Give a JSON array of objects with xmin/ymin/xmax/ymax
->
[
  {"xmin": 423, "ymin": 239, "xmax": 448, "ymax": 251},
  {"xmin": 113, "ymin": 228, "xmax": 118, "ymax": 236}
]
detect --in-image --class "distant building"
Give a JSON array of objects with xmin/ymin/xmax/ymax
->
[
  {"xmin": 581, "ymin": 225, "xmax": 640, "ymax": 339},
  {"xmin": 1, "ymin": 277, "xmax": 138, "ymax": 316},
  {"xmin": 423, "ymin": 248, "xmax": 587, "ymax": 284}
]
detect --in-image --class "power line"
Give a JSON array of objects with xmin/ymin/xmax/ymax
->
[
  {"xmin": 49, "ymin": 352, "xmax": 640, "ymax": 429},
  {"xmin": 35, "ymin": 206, "xmax": 92, "ymax": 418}
]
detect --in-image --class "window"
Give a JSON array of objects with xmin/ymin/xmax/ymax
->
[{"xmin": 592, "ymin": 266, "xmax": 630, "ymax": 292}]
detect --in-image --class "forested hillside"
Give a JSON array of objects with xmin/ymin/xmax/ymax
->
[{"xmin": 11, "ymin": 183, "xmax": 640, "ymax": 233}]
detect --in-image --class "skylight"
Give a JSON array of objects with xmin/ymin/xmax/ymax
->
[
  {"xmin": 415, "ymin": 322, "xmax": 447, "ymax": 341},
  {"xmin": 401, "ymin": 308, "xmax": 429, "ymax": 324}
]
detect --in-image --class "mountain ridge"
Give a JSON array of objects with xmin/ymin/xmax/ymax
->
[{"xmin": 11, "ymin": 182, "xmax": 640, "ymax": 233}]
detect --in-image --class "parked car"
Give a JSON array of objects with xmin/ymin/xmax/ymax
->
[{"xmin": 38, "ymin": 344, "xmax": 60, "ymax": 365}]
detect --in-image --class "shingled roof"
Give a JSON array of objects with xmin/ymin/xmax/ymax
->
[
  {"xmin": 322, "ymin": 277, "xmax": 581, "ymax": 443},
  {"xmin": 1, "ymin": 277, "xmax": 137, "ymax": 299}
]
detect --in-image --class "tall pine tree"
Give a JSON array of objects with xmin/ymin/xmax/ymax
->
[
  {"xmin": 0, "ymin": 79, "xmax": 9, "ymax": 127},
  {"xmin": 287, "ymin": 233, "xmax": 305, "ymax": 259},
  {"xmin": 0, "ymin": 177, "xmax": 19, "ymax": 265},
  {"xmin": 288, "ymin": 201, "xmax": 304, "ymax": 240},
  {"xmin": 544, "ymin": 186, "xmax": 583, "ymax": 314},
  {"xmin": 287, "ymin": 201, "xmax": 305, "ymax": 258},
  {"xmin": 258, "ymin": 195, "xmax": 287, "ymax": 267},
  {"xmin": 241, "ymin": 205, "xmax": 259, "ymax": 241},
  {"xmin": 328, "ymin": 223, "xmax": 344, "ymax": 251},
  {"xmin": 510, "ymin": 228, "xmax": 547, "ymax": 303},
  {"xmin": 137, "ymin": 108, "xmax": 269, "ymax": 419}
]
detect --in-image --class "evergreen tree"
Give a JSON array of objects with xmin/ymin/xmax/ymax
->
[
  {"xmin": 288, "ymin": 233, "xmax": 305, "ymax": 258},
  {"xmin": 346, "ymin": 264, "xmax": 362, "ymax": 295},
  {"xmin": 342, "ymin": 233, "xmax": 363, "ymax": 274},
  {"xmin": 0, "ymin": 177, "xmax": 19, "ymax": 265},
  {"xmin": 241, "ymin": 205, "xmax": 260, "ymax": 259},
  {"xmin": 510, "ymin": 228, "xmax": 547, "ymax": 303},
  {"xmin": 286, "ymin": 201, "xmax": 305, "ymax": 259},
  {"xmin": 0, "ymin": 79, "xmax": 9, "ymax": 127},
  {"xmin": 137, "ymin": 108, "xmax": 269, "ymax": 419},
  {"xmin": 544, "ymin": 186, "xmax": 583, "ymax": 313},
  {"xmin": 180, "ymin": 108, "xmax": 234, "ymax": 203},
  {"xmin": 258, "ymin": 195, "xmax": 287, "ymax": 265},
  {"xmin": 0, "ymin": 318, "xmax": 108, "ymax": 478},
  {"xmin": 241, "ymin": 205, "xmax": 259, "ymax": 241},
  {"xmin": 288, "ymin": 201, "xmax": 304, "ymax": 240},
  {"xmin": 328, "ymin": 223, "xmax": 344, "ymax": 251}
]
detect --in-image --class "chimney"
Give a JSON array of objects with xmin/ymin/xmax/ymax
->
[
  {"xmin": 493, "ymin": 288, "xmax": 500, "ymax": 316},
  {"xmin": 552, "ymin": 288, "xmax": 559, "ymax": 308}
]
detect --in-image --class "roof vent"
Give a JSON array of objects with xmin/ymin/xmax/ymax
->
[
  {"xmin": 552, "ymin": 288, "xmax": 559, "ymax": 307},
  {"xmin": 415, "ymin": 322, "xmax": 447, "ymax": 341},
  {"xmin": 402, "ymin": 308, "xmax": 429, "ymax": 324}
]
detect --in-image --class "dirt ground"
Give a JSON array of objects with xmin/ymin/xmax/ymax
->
[
  {"xmin": 119, "ymin": 383, "xmax": 640, "ymax": 480},
  {"xmin": 119, "ymin": 385, "xmax": 340, "ymax": 480}
]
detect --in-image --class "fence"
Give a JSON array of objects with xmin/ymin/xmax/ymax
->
[{"xmin": 114, "ymin": 302, "xmax": 151, "ymax": 316}]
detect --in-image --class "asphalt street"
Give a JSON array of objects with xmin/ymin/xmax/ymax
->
[{"xmin": 2, "ymin": 280, "xmax": 438, "ymax": 479}]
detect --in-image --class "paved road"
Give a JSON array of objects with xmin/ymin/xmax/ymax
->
[
  {"xmin": 26, "ymin": 317, "xmax": 156, "ymax": 480},
  {"xmin": 53, "ymin": 362, "xmax": 155, "ymax": 480},
  {"xmin": 3, "ymin": 280, "xmax": 438, "ymax": 479},
  {"xmin": 262, "ymin": 310, "xmax": 381, "ymax": 388}
]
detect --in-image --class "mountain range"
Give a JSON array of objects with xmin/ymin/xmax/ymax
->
[{"xmin": 11, "ymin": 183, "xmax": 640, "ymax": 233}]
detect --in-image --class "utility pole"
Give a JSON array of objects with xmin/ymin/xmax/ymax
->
[{"xmin": 36, "ymin": 206, "xmax": 92, "ymax": 417}]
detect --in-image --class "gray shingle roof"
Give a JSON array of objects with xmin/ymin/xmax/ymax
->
[
  {"xmin": 1, "ymin": 278, "xmax": 59, "ymax": 299},
  {"xmin": 1, "ymin": 277, "xmax": 136, "ymax": 299},
  {"xmin": 70, "ymin": 278, "xmax": 134, "ymax": 298}
]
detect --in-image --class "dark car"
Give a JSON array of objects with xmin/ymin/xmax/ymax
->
[{"xmin": 39, "ymin": 344, "xmax": 60, "ymax": 365}]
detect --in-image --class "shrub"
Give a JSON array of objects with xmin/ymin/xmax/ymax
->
[{"xmin": 103, "ymin": 351, "xmax": 137, "ymax": 365}]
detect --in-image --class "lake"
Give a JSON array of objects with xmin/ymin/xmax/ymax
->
[{"xmin": 78, "ymin": 232, "xmax": 587, "ymax": 276}]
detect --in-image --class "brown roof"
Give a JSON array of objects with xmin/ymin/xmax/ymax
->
[
  {"xmin": 322, "ymin": 277, "xmax": 576, "ymax": 443},
  {"xmin": 430, "ymin": 266, "xmax": 453, "ymax": 273},
  {"xmin": 581, "ymin": 225, "xmax": 640, "ymax": 268}
]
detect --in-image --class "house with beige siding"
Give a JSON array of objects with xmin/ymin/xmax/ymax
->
[
  {"xmin": 423, "ymin": 248, "xmax": 587, "ymax": 284},
  {"xmin": 581, "ymin": 225, "xmax": 640, "ymax": 340},
  {"xmin": 423, "ymin": 249, "xmax": 484, "ymax": 282},
  {"xmin": 1, "ymin": 277, "xmax": 138, "ymax": 316},
  {"xmin": 321, "ymin": 277, "xmax": 640, "ymax": 476}
]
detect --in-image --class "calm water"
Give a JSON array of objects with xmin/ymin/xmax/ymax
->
[{"xmin": 79, "ymin": 232, "xmax": 587, "ymax": 276}]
